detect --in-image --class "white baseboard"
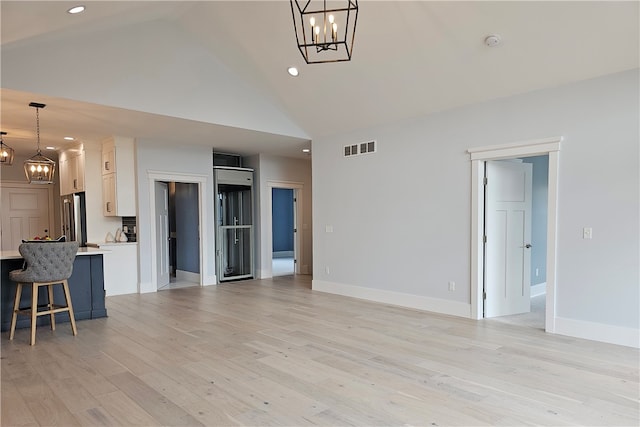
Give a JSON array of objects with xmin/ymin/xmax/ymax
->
[
  {"xmin": 203, "ymin": 274, "xmax": 217, "ymax": 286},
  {"xmin": 176, "ymin": 269, "xmax": 200, "ymax": 284},
  {"xmin": 531, "ymin": 282, "xmax": 546, "ymax": 297},
  {"xmin": 312, "ymin": 280, "xmax": 471, "ymax": 318},
  {"xmin": 273, "ymin": 251, "xmax": 294, "ymax": 258},
  {"xmin": 554, "ymin": 317, "xmax": 639, "ymax": 348},
  {"xmin": 139, "ymin": 281, "xmax": 156, "ymax": 294}
]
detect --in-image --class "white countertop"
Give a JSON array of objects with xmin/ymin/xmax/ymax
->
[
  {"xmin": 89, "ymin": 241, "xmax": 138, "ymax": 247},
  {"xmin": 0, "ymin": 246, "xmax": 109, "ymax": 260}
]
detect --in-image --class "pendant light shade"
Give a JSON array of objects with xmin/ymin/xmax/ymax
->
[
  {"xmin": 0, "ymin": 131, "xmax": 15, "ymax": 166},
  {"xmin": 24, "ymin": 102, "xmax": 56, "ymax": 184}
]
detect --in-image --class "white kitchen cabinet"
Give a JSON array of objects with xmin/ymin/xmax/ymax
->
[
  {"xmin": 102, "ymin": 142, "xmax": 115, "ymax": 175},
  {"xmin": 101, "ymin": 137, "xmax": 135, "ymax": 216},
  {"xmin": 59, "ymin": 149, "xmax": 85, "ymax": 195},
  {"xmin": 102, "ymin": 173, "xmax": 116, "ymax": 215},
  {"xmin": 95, "ymin": 242, "xmax": 138, "ymax": 296}
]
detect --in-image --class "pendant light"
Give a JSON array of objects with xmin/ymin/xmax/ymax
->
[
  {"xmin": 290, "ymin": 0, "xmax": 358, "ymax": 64},
  {"xmin": 0, "ymin": 131, "xmax": 15, "ymax": 166},
  {"xmin": 24, "ymin": 102, "xmax": 56, "ymax": 184}
]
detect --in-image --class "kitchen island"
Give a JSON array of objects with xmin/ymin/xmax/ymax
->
[{"xmin": 0, "ymin": 247, "xmax": 108, "ymax": 332}]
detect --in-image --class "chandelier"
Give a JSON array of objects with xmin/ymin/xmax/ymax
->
[
  {"xmin": 24, "ymin": 102, "xmax": 56, "ymax": 184},
  {"xmin": 0, "ymin": 131, "xmax": 15, "ymax": 166},
  {"xmin": 290, "ymin": 0, "xmax": 358, "ymax": 64}
]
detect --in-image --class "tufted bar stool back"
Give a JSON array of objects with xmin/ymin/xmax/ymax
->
[{"xmin": 9, "ymin": 241, "xmax": 80, "ymax": 345}]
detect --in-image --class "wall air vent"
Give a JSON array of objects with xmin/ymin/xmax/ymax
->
[
  {"xmin": 344, "ymin": 140, "xmax": 376, "ymax": 157},
  {"xmin": 344, "ymin": 144, "xmax": 358, "ymax": 157},
  {"xmin": 360, "ymin": 140, "xmax": 376, "ymax": 154}
]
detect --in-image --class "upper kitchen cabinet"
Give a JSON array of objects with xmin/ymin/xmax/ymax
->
[
  {"xmin": 102, "ymin": 143, "xmax": 115, "ymax": 175},
  {"xmin": 101, "ymin": 137, "xmax": 136, "ymax": 217},
  {"xmin": 59, "ymin": 148, "xmax": 85, "ymax": 195}
]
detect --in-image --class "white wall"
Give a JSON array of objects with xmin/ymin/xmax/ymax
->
[
  {"xmin": 2, "ymin": 18, "xmax": 307, "ymax": 140},
  {"xmin": 312, "ymin": 69, "xmax": 639, "ymax": 346},
  {"xmin": 135, "ymin": 140, "xmax": 216, "ymax": 292},
  {"xmin": 249, "ymin": 154, "xmax": 313, "ymax": 278}
]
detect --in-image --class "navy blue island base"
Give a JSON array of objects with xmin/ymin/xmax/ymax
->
[{"xmin": 1, "ymin": 252, "xmax": 107, "ymax": 332}]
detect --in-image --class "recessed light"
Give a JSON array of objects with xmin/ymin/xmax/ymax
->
[
  {"xmin": 63, "ymin": 136, "xmax": 75, "ymax": 141},
  {"xmin": 287, "ymin": 67, "xmax": 299, "ymax": 77},
  {"xmin": 302, "ymin": 148, "xmax": 310, "ymax": 153},
  {"xmin": 67, "ymin": 5, "xmax": 85, "ymax": 14},
  {"xmin": 45, "ymin": 146, "xmax": 56, "ymax": 151}
]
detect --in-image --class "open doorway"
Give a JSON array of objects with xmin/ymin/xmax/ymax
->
[
  {"xmin": 154, "ymin": 180, "xmax": 201, "ymax": 291},
  {"xmin": 483, "ymin": 156, "xmax": 548, "ymax": 329},
  {"xmin": 468, "ymin": 137, "xmax": 561, "ymax": 333},
  {"xmin": 266, "ymin": 181, "xmax": 303, "ymax": 278},
  {"xmin": 272, "ymin": 188, "xmax": 295, "ymax": 276}
]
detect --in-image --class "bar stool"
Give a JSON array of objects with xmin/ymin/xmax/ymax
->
[{"xmin": 9, "ymin": 241, "xmax": 79, "ymax": 345}]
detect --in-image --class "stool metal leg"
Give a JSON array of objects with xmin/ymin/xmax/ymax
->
[
  {"xmin": 47, "ymin": 284, "xmax": 56, "ymax": 331},
  {"xmin": 30, "ymin": 283, "xmax": 38, "ymax": 346},
  {"xmin": 62, "ymin": 280, "xmax": 77, "ymax": 336},
  {"xmin": 9, "ymin": 283, "xmax": 23, "ymax": 341}
]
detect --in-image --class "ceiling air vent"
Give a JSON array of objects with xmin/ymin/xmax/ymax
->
[{"xmin": 344, "ymin": 140, "xmax": 376, "ymax": 157}]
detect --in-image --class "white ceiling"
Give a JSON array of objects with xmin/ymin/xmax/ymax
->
[{"xmin": 1, "ymin": 1, "xmax": 638, "ymax": 159}]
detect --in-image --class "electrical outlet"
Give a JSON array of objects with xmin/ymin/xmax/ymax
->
[
  {"xmin": 325, "ymin": 266, "xmax": 330, "ymax": 275},
  {"xmin": 448, "ymin": 281, "xmax": 455, "ymax": 291},
  {"xmin": 535, "ymin": 268, "xmax": 539, "ymax": 277}
]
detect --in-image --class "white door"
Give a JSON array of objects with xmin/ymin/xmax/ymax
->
[
  {"xmin": 484, "ymin": 160, "xmax": 533, "ymax": 318},
  {"xmin": 1, "ymin": 186, "xmax": 51, "ymax": 251},
  {"xmin": 155, "ymin": 181, "xmax": 170, "ymax": 288}
]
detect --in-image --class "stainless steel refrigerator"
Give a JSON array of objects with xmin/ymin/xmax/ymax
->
[{"xmin": 61, "ymin": 192, "xmax": 87, "ymax": 246}]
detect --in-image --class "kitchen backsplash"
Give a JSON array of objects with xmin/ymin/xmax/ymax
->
[{"xmin": 122, "ymin": 216, "xmax": 137, "ymax": 242}]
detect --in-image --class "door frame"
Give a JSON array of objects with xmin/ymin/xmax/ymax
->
[
  {"xmin": 266, "ymin": 180, "xmax": 303, "ymax": 277},
  {"xmin": 154, "ymin": 181, "xmax": 170, "ymax": 288},
  {"xmin": 468, "ymin": 136, "xmax": 561, "ymax": 333},
  {"xmin": 148, "ymin": 171, "xmax": 207, "ymax": 290}
]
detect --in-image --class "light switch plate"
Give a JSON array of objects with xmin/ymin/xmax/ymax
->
[{"xmin": 583, "ymin": 227, "xmax": 593, "ymax": 239}]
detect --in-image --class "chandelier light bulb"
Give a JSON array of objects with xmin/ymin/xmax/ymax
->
[{"xmin": 329, "ymin": 15, "xmax": 334, "ymax": 24}]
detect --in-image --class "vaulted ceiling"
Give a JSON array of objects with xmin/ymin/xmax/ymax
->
[{"xmin": 1, "ymin": 1, "xmax": 638, "ymax": 159}]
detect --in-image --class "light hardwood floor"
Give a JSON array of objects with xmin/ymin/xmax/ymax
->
[{"xmin": 2, "ymin": 275, "xmax": 638, "ymax": 426}]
